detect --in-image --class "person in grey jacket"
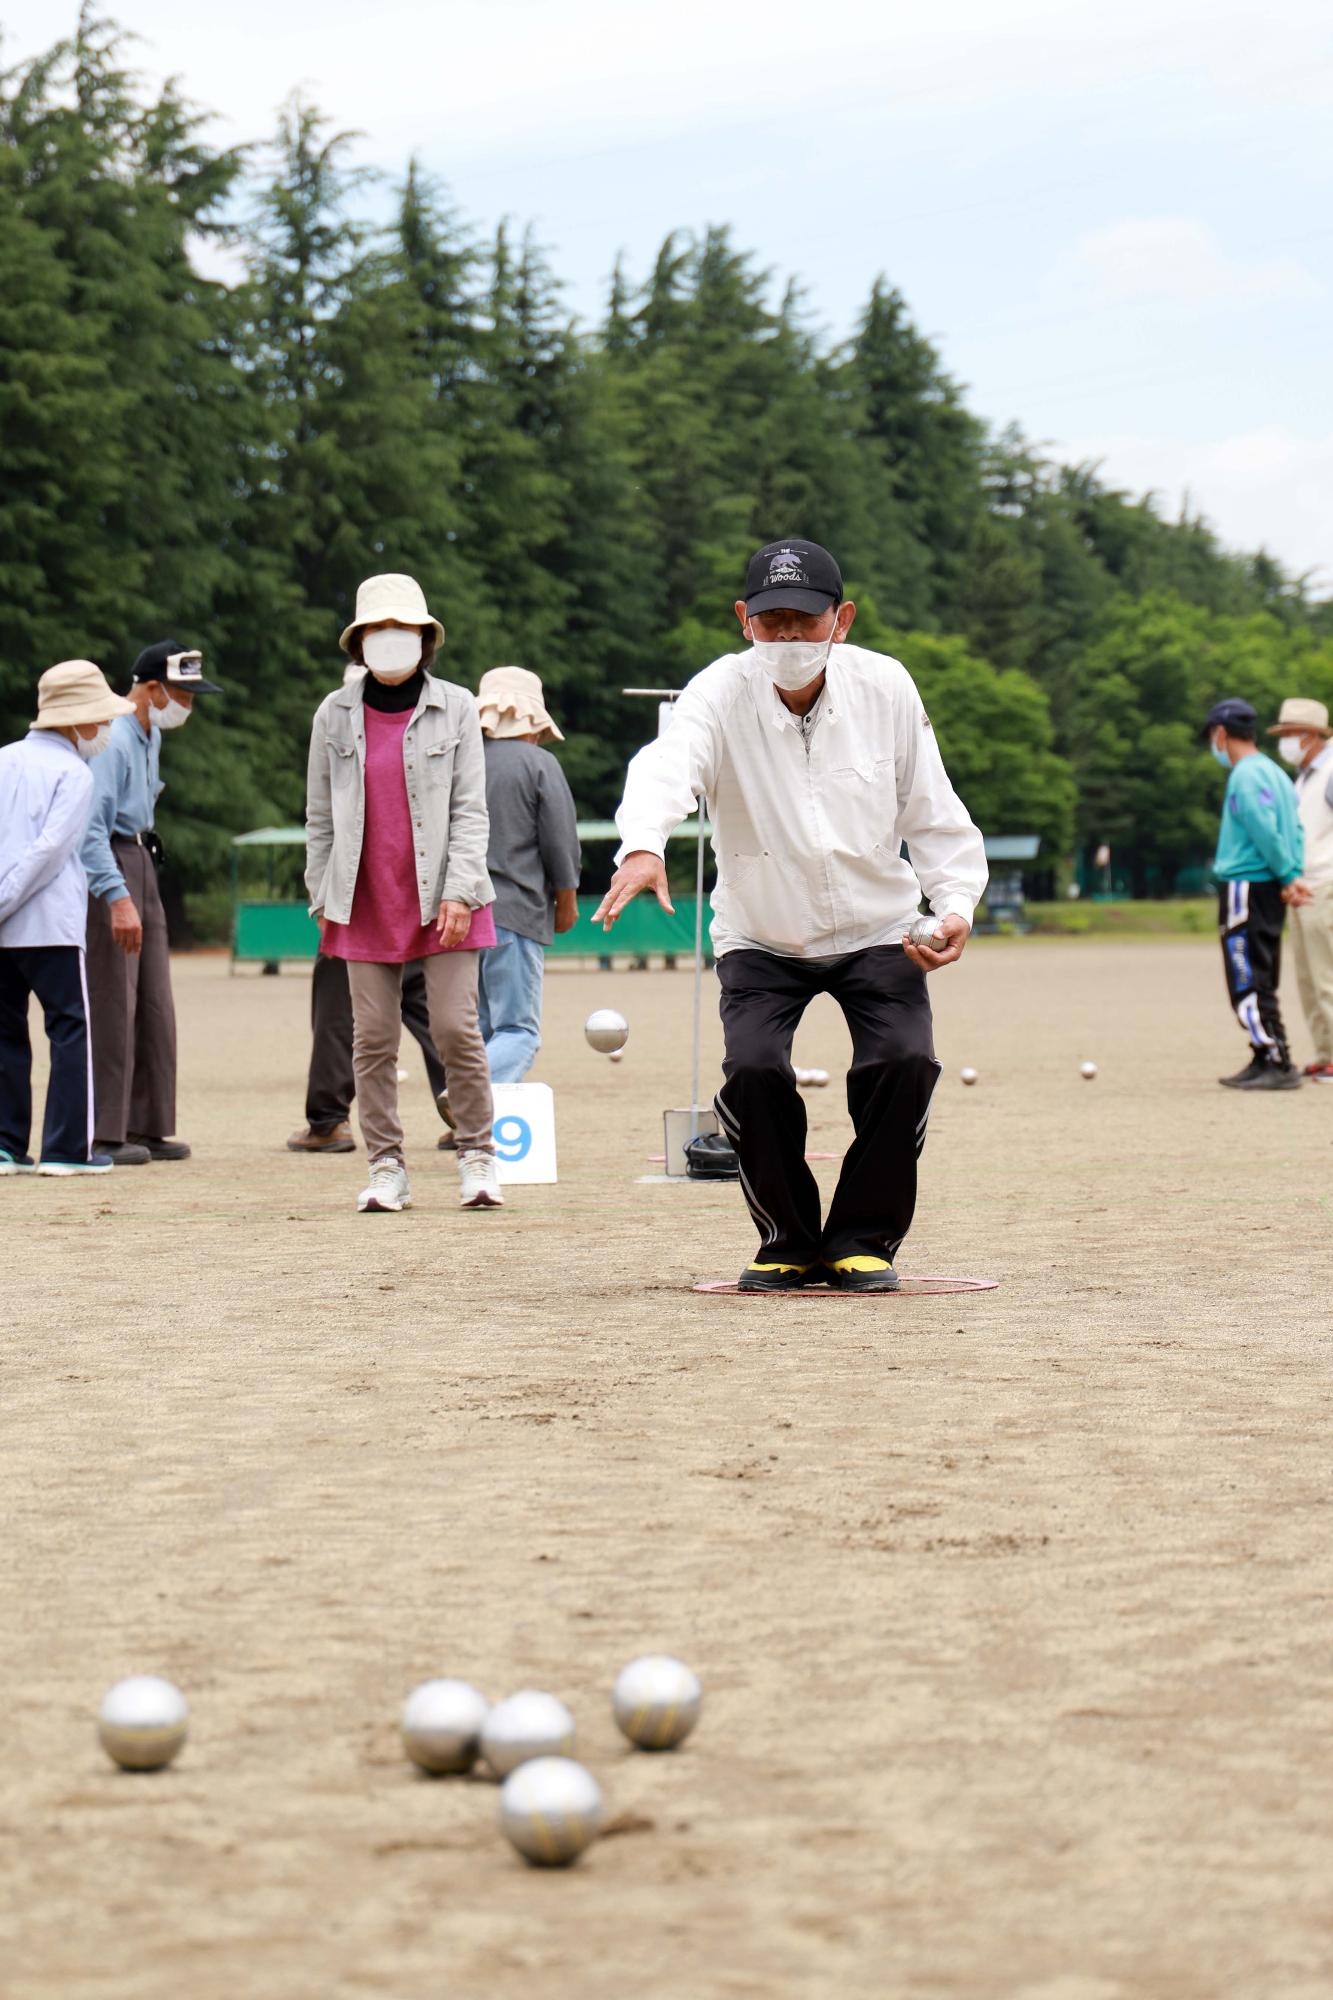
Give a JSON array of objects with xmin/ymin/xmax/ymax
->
[
  {"xmin": 474, "ymin": 667, "xmax": 581, "ymax": 1083},
  {"xmin": 305, "ymin": 573, "xmax": 500, "ymax": 1216}
]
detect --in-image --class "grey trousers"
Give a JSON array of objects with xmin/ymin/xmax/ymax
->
[
  {"xmin": 347, "ymin": 954, "xmax": 494, "ymax": 1165},
  {"xmin": 85, "ymin": 841, "xmax": 177, "ymax": 1145}
]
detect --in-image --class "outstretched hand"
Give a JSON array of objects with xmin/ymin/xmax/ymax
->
[
  {"xmin": 903, "ymin": 913, "xmax": 970, "ymax": 971},
  {"xmin": 592, "ymin": 851, "xmax": 675, "ymax": 931}
]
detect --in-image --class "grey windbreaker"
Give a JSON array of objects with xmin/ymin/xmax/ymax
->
[{"xmin": 305, "ymin": 674, "xmax": 493, "ymax": 925}]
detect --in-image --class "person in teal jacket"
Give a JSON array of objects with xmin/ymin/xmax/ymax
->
[{"xmin": 1204, "ymin": 697, "xmax": 1308, "ymax": 1090}]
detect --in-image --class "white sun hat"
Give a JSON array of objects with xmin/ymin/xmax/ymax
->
[
  {"xmin": 30, "ymin": 660, "xmax": 135, "ymax": 731},
  {"xmin": 339, "ymin": 572, "xmax": 445, "ymax": 655},
  {"xmin": 1266, "ymin": 697, "xmax": 1331, "ymax": 738},
  {"xmin": 476, "ymin": 665, "xmax": 564, "ymax": 744}
]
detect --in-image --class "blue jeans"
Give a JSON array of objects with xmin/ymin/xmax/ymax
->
[{"xmin": 477, "ymin": 927, "xmax": 545, "ymax": 1083}]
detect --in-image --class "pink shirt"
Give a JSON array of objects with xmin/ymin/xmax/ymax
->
[{"xmin": 323, "ymin": 707, "xmax": 496, "ymax": 963}]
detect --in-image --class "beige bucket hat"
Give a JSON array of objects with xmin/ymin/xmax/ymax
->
[
  {"xmin": 30, "ymin": 660, "xmax": 135, "ymax": 731},
  {"xmin": 1267, "ymin": 697, "xmax": 1331, "ymax": 737},
  {"xmin": 476, "ymin": 665, "xmax": 564, "ymax": 744},
  {"xmin": 339, "ymin": 573, "xmax": 445, "ymax": 655}
]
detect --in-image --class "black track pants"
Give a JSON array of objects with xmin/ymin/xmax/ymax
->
[
  {"xmin": 714, "ymin": 946, "xmax": 940, "ymax": 1267},
  {"xmin": 0, "ymin": 944, "xmax": 93, "ymax": 1164},
  {"xmin": 1218, "ymin": 880, "xmax": 1291, "ymax": 1066}
]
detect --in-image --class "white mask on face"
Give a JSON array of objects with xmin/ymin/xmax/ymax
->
[
  {"xmin": 746, "ymin": 621, "xmax": 840, "ymax": 692},
  {"xmin": 75, "ymin": 724, "xmax": 112, "ymax": 760},
  {"xmin": 1277, "ymin": 735, "xmax": 1305, "ymax": 767},
  {"xmin": 361, "ymin": 628, "xmax": 423, "ymax": 681},
  {"xmin": 152, "ymin": 693, "xmax": 190, "ymax": 730}
]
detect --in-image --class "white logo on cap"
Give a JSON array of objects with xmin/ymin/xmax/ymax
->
[{"xmin": 767, "ymin": 547, "xmax": 808, "ymax": 585}]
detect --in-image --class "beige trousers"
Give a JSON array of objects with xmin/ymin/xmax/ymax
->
[
  {"xmin": 347, "ymin": 954, "xmax": 494, "ymax": 1165},
  {"xmin": 1290, "ymin": 884, "xmax": 1333, "ymax": 1065}
]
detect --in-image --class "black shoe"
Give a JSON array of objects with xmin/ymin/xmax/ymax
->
[
  {"xmin": 1229, "ymin": 1063, "xmax": 1302, "ymax": 1092},
  {"xmin": 94, "ymin": 1140, "xmax": 152, "ymax": 1166},
  {"xmin": 736, "ymin": 1262, "xmax": 816, "ymax": 1292},
  {"xmin": 127, "ymin": 1134, "xmax": 193, "ymax": 1160},
  {"xmin": 435, "ymin": 1091, "xmax": 455, "ymax": 1130},
  {"xmin": 824, "ymin": 1256, "xmax": 901, "ymax": 1292}
]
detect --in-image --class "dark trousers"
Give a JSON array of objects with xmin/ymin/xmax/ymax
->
[
  {"xmin": 305, "ymin": 951, "xmax": 447, "ymax": 1132},
  {"xmin": 1218, "ymin": 880, "xmax": 1291, "ymax": 1067},
  {"xmin": 714, "ymin": 946, "xmax": 940, "ymax": 1266},
  {"xmin": 85, "ymin": 841, "xmax": 176, "ymax": 1144},
  {"xmin": 0, "ymin": 945, "xmax": 94, "ymax": 1164}
]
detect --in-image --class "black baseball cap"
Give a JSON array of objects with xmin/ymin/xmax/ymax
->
[
  {"xmin": 1201, "ymin": 697, "xmax": 1256, "ymax": 740},
  {"xmin": 743, "ymin": 539, "xmax": 843, "ymax": 616},
  {"xmin": 132, "ymin": 638, "xmax": 222, "ymax": 694}
]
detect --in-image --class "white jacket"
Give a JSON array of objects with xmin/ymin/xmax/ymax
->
[{"xmin": 614, "ymin": 645, "xmax": 987, "ymax": 960}]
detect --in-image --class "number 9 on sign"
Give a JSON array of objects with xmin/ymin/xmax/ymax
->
[{"xmin": 494, "ymin": 1114, "xmax": 532, "ymax": 1163}]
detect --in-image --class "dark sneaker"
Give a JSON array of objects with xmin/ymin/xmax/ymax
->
[
  {"xmin": 93, "ymin": 1140, "xmax": 152, "ymax": 1165},
  {"xmin": 287, "ymin": 1122, "xmax": 356, "ymax": 1153},
  {"xmin": 128, "ymin": 1135, "xmax": 192, "ymax": 1160},
  {"xmin": 436, "ymin": 1090, "xmax": 455, "ymax": 1130},
  {"xmin": 736, "ymin": 1262, "xmax": 816, "ymax": 1292},
  {"xmin": 437, "ymin": 1131, "xmax": 458, "ymax": 1152},
  {"xmin": 0, "ymin": 1150, "xmax": 36, "ymax": 1176},
  {"xmin": 37, "ymin": 1154, "xmax": 114, "ymax": 1176},
  {"xmin": 1230, "ymin": 1063, "xmax": 1302, "ymax": 1091},
  {"xmin": 824, "ymin": 1256, "xmax": 901, "ymax": 1292}
]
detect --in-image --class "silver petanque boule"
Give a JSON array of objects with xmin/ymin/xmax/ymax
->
[
  {"xmin": 612, "ymin": 1654, "xmax": 702, "ymax": 1751},
  {"xmin": 481, "ymin": 1689, "xmax": 576, "ymax": 1778},
  {"xmin": 499, "ymin": 1755, "xmax": 603, "ymax": 1866},
  {"xmin": 907, "ymin": 915, "xmax": 946, "ymax": 950},
  {"xmin": 400, "ymin": 1678, "xmax": 490, "ymax": 1775},
  {"xmin": 584, "ymin": 1008, "xmax": 629, "ymax": 1055},
  {"xmin": 97, "ymin": 1675, "xmax": 188, "ymax": 1771}
]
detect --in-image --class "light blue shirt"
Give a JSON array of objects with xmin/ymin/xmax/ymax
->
[
  {"xmin": 0, "ymin": 730, "xmax": 96, "ymax": 949},
  {"xmin": 80, "ymin": 712, "xmax": 163, "ymax": 903}
]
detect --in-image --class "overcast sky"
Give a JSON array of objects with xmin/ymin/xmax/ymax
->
[{"xmin": 6, "ymin": 0, "xmax": 1332, "ymax": 587}]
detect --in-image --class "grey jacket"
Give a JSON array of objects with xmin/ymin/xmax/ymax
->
[{"xmin": 305, "ymin": 674, "xmax": 493, "ymax": 925}]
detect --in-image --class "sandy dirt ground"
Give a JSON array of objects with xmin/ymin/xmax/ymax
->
[{"xmin": 3, "ymin": 939, "xmax": 1331, "ymax": 2000}]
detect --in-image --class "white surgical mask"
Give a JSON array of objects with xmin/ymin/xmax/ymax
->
[
  {"xmin": 152, "ymin": 694, "xmax": 190, "ymax": 730},
  {"xmin": 362, "ymin": 628, "xmax": 423, "ymax": 681},
  {"xmin": 1277, "ymin": 735, "xmax": 1304, "ymax": 767},
  {"xmin": 75, "ymin": 725, "xmax": 112, "ymax": 760},
  {"xmin": 746, "ymin": 625, "xmax": 839, "ymax": 692}
]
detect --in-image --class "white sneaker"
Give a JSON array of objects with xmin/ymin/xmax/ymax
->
[
  {"xmin": 357, "ymin": 1159, "xmax": 411, "ymax": 1212},
  {"xmin": 458, "ymin": 1149, "xmax": 503, "ymax": 1208}
]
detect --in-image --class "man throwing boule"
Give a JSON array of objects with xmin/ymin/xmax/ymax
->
[{"xmin": 594, "ymin": 538, "xmax": 986, "ymax": 1292}]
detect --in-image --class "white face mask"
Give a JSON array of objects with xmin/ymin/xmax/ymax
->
[
  {"xmin": 152, "ymin": 693, "xmax": 190, "ymax": 730},
  {"xmin": 75, "ymin": 724, "xmax": 112, "ymax": 760},
  {"xmin": 746, "ymin": 623, "xmax": 839, "ymax": 692},
  {"xmin": 1277, "ymin": 735, "xmax": 1305, "ymax": 767},
  {"xmin": 362, "ymin": 628, "xmax": 423, "ymax": 681}
]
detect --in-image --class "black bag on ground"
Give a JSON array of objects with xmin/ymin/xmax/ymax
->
[{"xmin": 684, "ymin": 1132, "xmax": 739, "ymax": 1181}]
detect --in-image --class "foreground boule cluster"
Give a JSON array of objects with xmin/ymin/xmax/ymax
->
[{"xmin": 97, "ymin": 1653, "xmax": 702, "ymax": 1870}]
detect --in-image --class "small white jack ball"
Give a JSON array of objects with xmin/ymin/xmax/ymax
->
[
  {"xmin": 584, "ymin": 1008, "xmax": 629, "ymax": 1055},
  {"xmin": 960, "ymin": 1066, "xmax": 978, "ymax": 1086},
  {"xmin": 612, "ymin": 1654, "xmax": 702, "ymax": 1751},
  {"xmin": 1080, "ymin": 1060, "xmax": 1098, "ymax": 1080},
  {"xmin": 608, "ymin": 1048, "xmax": 624, "ymax": 1064},
  {"xmin": 98, "ymin": 1675, "xmax": 188, "ymax": 1771},
  {"xmin": 481, "ymin": 1690, "xmax": 576, "ymax": 1779},
  {"xmin": 400, "ymin": 1678, "xmax": 490, "ymax": 1775},
  {"xmin": 499, "ymin": 1756, "xmax": 603, "ymax": 1866}
]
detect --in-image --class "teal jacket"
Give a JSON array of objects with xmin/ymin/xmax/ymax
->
[{"xmin": 1213, "ymin": 751, "xmax": 1304, "ymax": 884}]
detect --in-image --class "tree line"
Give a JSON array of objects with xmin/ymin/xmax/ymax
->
[{"xmin": 3, "ymin": 12, "xmax": 1331, "ymax": 927}]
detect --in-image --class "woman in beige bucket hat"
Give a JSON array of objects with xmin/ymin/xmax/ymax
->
[
  {"xmin": 305, "ymin": 573, "xmax": 502, "ymax": 1213},
  {"xmin": 1268, "ymin": 697, "xmax": 1333, "ymax": 1077},
  {"xmin": 1, "ymin": 661, "xmax": 133, "ymax": 1174}
]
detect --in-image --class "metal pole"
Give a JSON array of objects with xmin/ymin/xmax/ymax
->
[{"xmin": 690, "ymin": 791, "xmax": 705, "ymax": 1139}]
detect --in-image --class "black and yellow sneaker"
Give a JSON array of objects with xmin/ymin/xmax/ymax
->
[
  {"xmin": 736, "ymin": 1262, "xmax": 816, "ymax": 1293},
  {"xmin": 824, "ymin": 1255, "xmax": 900, "ymax": 1293}
]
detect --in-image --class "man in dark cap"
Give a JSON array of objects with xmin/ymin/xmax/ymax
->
[
  {"xmin": 595, "ymin": 538, "xmax": 987, "ymax": 1292},
  {"xmin": 1204, "ymin": 696, "xmax": 1307, "ymax": 1090},
  {"xmin": 81, "ymin": 640, "xmax": 222, "ymax": 1161}
]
